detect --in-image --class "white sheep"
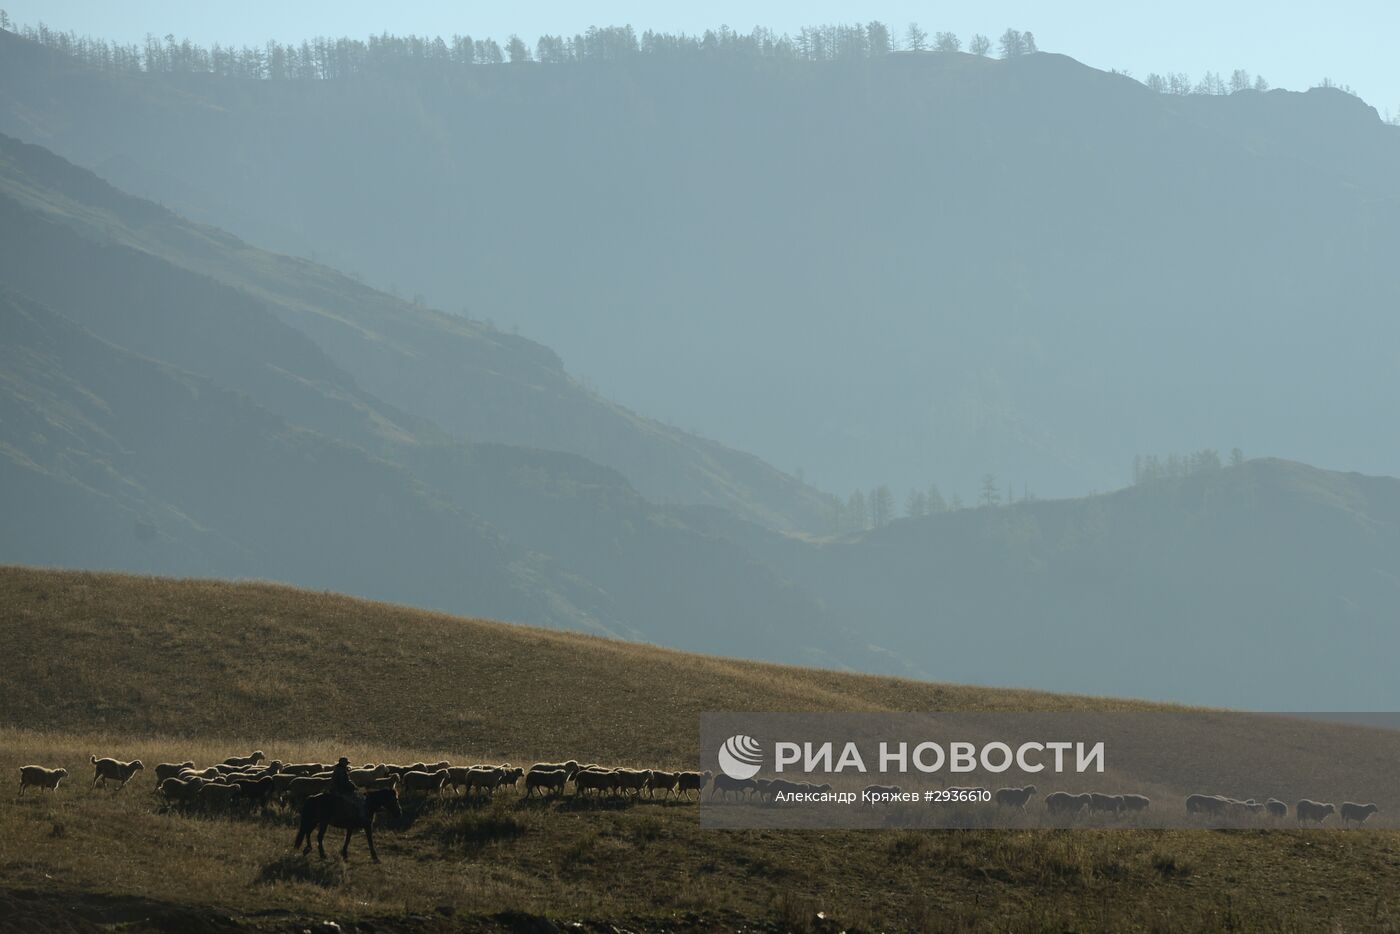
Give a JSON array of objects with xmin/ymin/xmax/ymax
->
[
  {"xmin": 1119, "ymin": 794, "xmax": 1150, "ymax": 813},
  {"xmin": 526, "ymin": 768, "xmax": 569, "ymax": 797},
  {"xmin": 676, "ymin": 770, "xmax": 712, "ymax": 799},
  {"xmin": 710, "ymin": 773, "xmax": 755, "ymax": 800},
  {"xmin": 349, "ymin": 764, "xmax": 392, "ymax": 788},
  {"xmin": 400, "ymin": 769, "xmax": 450, "ymax": 795},
  {"xmin": 283, "ymin": 775, "xmax": 333, "ymax": 803},
  {"xmin": 221, "ymin": 751, "xmax": 265, "ymax": 769},
  {"xmin": 1295, "ymin": 799, "xmax": 1335, "ymax": 823},
  {"xmin": 1185, "ymin": 793, "xmax": 1228, "ymax": 816},
  {"xmin": 90, "ymin": 756, "xmax": 144, "ymax": 790},
  {"xmin": 279, "ymin": 762, "xmax": 326, "ymax": 776},
  {"xmin": 153, "ymin": 762, "xmax": 195, "ymax": 786},
  {"xmin": 1265, "ymin": 798, "xmax": 1288, "ymax": 818},
  {"xmin": 1045, "ymin": 791, "xmax": 1090, "ymax": 815},
  {"xmin": 530, "ymin": 760, "xmax": 580, "ymax": 778},
  {"xmin": 158, "ymin": 776, "xmax": 207, "ymax": 802},
  {"xmin": 645, "ymin": 770, "xmax": 681, "ymax": 799},
  {"xmin": 18, "ymin": 765, "xmax": 68, "ymax": 795},
  {"xmin": 198, "ymin": 782, "xmax": 241, "ymax": 806},
  {"xmin": 993, "ymin": 785, "xmax": 1037, "ymax": 808},
  {"xmin": 1340, "ymin": 802, "xmax": 1378, "ymax": 826},
  {"xmin": 573, "ymin": 768, "xmax": 618, "ymax": 797}
]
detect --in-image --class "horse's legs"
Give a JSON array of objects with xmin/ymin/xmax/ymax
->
[
  {"xmin": 316, "ymin": 821, "xmax": 329, "ymax": 859},
  {"xmin": 365, "ymin": 825, "xmax": 379, "ymax": 863},
  {"xmin": 342, "ymin": 828, "xmax": 352, "ymax": 860}
]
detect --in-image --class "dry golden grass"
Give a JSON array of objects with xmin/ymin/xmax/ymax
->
[{"xmin": 3, "ymin": 566, "xmax": 1400, "ymax": 932}]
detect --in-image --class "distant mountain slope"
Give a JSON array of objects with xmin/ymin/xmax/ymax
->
[
  {"xmin": 0, "ymin": 136, "xmax": 877, "ymax": 667},
  {"xmin": 3, "ymin": 32, "xmax": 1398, "ymax": 498},
  {"xmin": 695, "ymin": 459, "xmax": 1400, "ymax": 708},
  {"xmin": 0, "ymin": 127, "xmax": 830, "ymax": 532},
  {"xmin": 0, "ymin": 287, "xmax": 598, "ymax": 628}
]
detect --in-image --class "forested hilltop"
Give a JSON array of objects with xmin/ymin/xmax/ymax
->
[
  {"xmin": 1, "ymin": 12, "xmax": 1364, "ymax": 101},
  {"xmin": 3, "ymin": 23, "xmax": 1396, "ymax": 501}
]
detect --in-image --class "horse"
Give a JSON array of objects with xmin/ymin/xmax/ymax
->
[{"xmin": 293, "ymin": 787, "xmax": 401, "ymax": 862}]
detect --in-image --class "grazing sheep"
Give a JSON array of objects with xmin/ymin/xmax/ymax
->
[
  {"xmin": 359, "ymin": 775, "xmax": 401, "ymax": 792},
  {"xmin": 710, "ymin": 773, "xmax": 756, "ymax": 800},
  {"xmin": 573, "ymin": 768, "xmax": 621, "ymax": 797},
  {"xmin": 1120, "ymin": 794, "xmax": 1151, "ymax": 813},
  {"xmin": 764, "ymin": 778, "xmax": 804, "ymax": 801},
  {"xmin": 222, "ymin": 751, "xmax": 265, "ymax": 769},
  {"xmin": 279, "ymin": 762, "xmax": 326, "ymax": 776},
  {"xmin": 158, "ymin": 777, "xmax": 207, "ymax": 802},
  {"xmin": 530, "ymin": 760, "xmax": 580, "ymax": 779},
  {"xmin": 182, "ymin": 767, "xmax": 222, "ymax": 781},
  {"xmin": 284, "ymin": 775, "xmax": 334, "ymax": 803},
  {"xmin": 1223, "ymin": 797, "xmax": 1264, "ymax": 815},
  {"xmin": 1185, "ymin": 793, "xmax": 1228, "ymax": 816},
  {"xmin": 1340, "ymin": 802, "xmax": 1379, "ymax": 826},
  {"xmin": 153, "ymin": 762, "xmax": 195, "ymax": 785},
  {"xmin": 400, "ymin": 769, "xmax": 450, "ymax": 795},
  {"xmin": 497, "ymin": 767, "xmax": 524, "ymax": 790},
  {"xmin": 231, "ymin": 776, "xmax": 276, "ymax": 807},
  {"xmin": 349, "ymin": 765, "xmax": 392, "ymax": 788},
  {"xmin": 1296, "ymin": 799, "xmax": 1336, "ymax": 824},
  {"xmin": 994, "ymin": 785, "xmax": 1038, "ymax": 809},
  {"xmin": 18, "ymin": 766, "xmax": 68, "ymax": 795},
  {"xmin": 1088, "ymin": 793, "xmax": 1124, "ymax": 816},
  {"xmin": 1045, "ymin": 792, "xmax": 1091, "ymax": 815},
  {"xmin": 526, "ymin": 768, "xmax": 569, "ymax": 797},
  {"xmin": 90, "ymin": 756, "xmax": 144, "ymax": 790},
  {"xmin": 198, "ymin": 782, "xmax": 241, "ymax": 806},
  {"xmin": 613, "ymin": 768, "xmax": 653, "ymax": 797},
  {"xmin": 1265, "ymin": 798, "xmax": 1288, "ymax": 818},
  {"xmin": 272, "ymin": 773, "xmax": 307, "ymax": 795},
  {"xmin": 676, "ymin": 770, "xmax": 712, "ymax": 799},
  {"xmin": 457, "ymin": 767, "xmax": 508, "ymax": 797},
  {"xmin": 645, "ymin": 771, "xmax": 681, "ymax": 799}
]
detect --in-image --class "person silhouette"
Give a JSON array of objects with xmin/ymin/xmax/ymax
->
[{"xmin": 330, "ymin": 756, "xmax": 365, "ymax": 821}]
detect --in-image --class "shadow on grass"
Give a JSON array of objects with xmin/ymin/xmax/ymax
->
[
  {"xmin": 434, "ymin": 810, "xmax": 529, "ymax": 854},
  {"xmin": 256, "ymin": 853, "xmax": 345, "ymax": 888}
]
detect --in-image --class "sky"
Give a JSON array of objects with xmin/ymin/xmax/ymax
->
[{"xmin": 4, "ymin": 1, "xmax": 1396, "ymax": 112}]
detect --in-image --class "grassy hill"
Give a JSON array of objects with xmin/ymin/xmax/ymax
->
[{"xmin": 3, "ymin": 567, "xmax": 1400, "ymax": 931}]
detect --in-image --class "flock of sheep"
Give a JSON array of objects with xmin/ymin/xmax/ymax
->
[
  {"xmin": 15, "ymin": 754, "xmax": 716, "ymax": 809},
  {"xmin": 850, "ymin": 783, "xmax": 1378, "ymax": 825},
  {"xmin": 16, "ymin": 756, "xmax": 1381, "ymax": 827}
]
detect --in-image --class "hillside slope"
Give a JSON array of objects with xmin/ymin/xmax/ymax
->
[
  {"xmin": 690, "ymin": 459, "xmax": 1400, "ymax": 709},
  {"xmin": 2, "ymin": 567, "xmax": 1400, "ymax": 932},
  {"xmin": 0, "ymin": 133, "xmax": 887, "ymax": 668},
  {"xmin": 0, "ymin": 124, "xmax": 830, "ymax": 532},
  {"xmin": 0, "ymin": 290, "xmax": 599, "ymax": 629},
  {"xmin": 4, "ymin": 34, "xmax": 1399, "ymax": 497}
]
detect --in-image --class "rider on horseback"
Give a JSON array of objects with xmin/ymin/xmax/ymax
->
[{"xmin": 331, "ymin": 756, "xmax": 366, "ymax": 821}]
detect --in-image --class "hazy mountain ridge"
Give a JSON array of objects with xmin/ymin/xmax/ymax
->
[
  {"xmin": 0, "ymin": 134, "xmax": 880, "ymax": 667},
  {"xmin": 692, "ymin": 458, "xmax": 1400, "ymax": 707},
  {"xmin": 0, "ymin": 119, "xmax": 832, "ymax": 532},
  {"xmin": 3, "ymin": 32, "xmax": 1397, "ymax": 500}
]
